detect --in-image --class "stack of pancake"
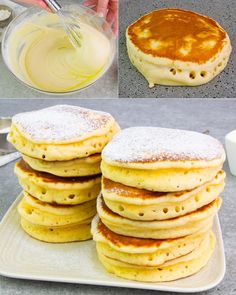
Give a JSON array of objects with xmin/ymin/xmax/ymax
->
[
  {"xmin": 8, "ymin": 105, "xmax": 120, "ymax": 243},
  {"xmin": 92, "ymin": 127, "xmax": 225, "ymax": 282},
  {"xmin": 126, "ymin": 8, "xmax": 231, "ymax": 87}
]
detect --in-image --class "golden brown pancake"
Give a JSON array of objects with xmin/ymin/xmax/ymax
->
[
  {"xmin": 101, "ymin": 171, "xmax": 225, "ymax": 220},
  {"xmin": 97, "ymin": 194, "xmax": 221, "ymax": 239},
  {"xmin": 128, "ymin": 8, "xmax": 227, "ymax": 63},
  {"xmin": 126, "ymin": 9, "xmax": 231, "ymax": 87},
  {"xmin": 15, "ymin": 159, "xmax": 101, "ymax": 205},
  {"xmin": 16, "ymin": 159, "xmax": 100, "ymax": 184}
]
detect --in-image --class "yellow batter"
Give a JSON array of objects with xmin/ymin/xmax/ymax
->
[{"xmin": 7, "ymin": 13, "xmax": 112, "ymax": 92}]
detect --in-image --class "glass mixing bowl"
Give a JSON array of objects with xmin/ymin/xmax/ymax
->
[{"xmin": 1, "ymin": 2, "xmax": 115, "ymax": 95}]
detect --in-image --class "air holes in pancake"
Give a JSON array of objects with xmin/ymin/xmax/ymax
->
[
  {"xmin": 189, "ymin": 71, "xmax": 196, "ymax": 79},
  {"xmin": 26, "ymin": 208, "xmax": 33, "ymax": 215},
  {"xmin": 218, "ymin": 62, "xmax": 222, "ymax": 67},
  {"xmin": 158, "ymin": 268, "xmax": 163, "ymax": 271},
  {"xmin": 195, "ymin": 196, "xmax": 199, "ymax": 202},
  {"xmin": 166, "ymin": 252, "xmax": 169, "ymax": 257},
  {"xmin": 64, "ymin": 170, "xmax": 68, "ymax": 173},
  {"xmin": 42, "ymin": 190, "xmax": 46, "ymax": 195},
  {"xmin": 163, "ymin": 208, "xmax": 168, "ymax": 214},
  {"xmin": 44, "ymin": 147, "xmax": 47, "ymax": 151},
  {"xmin": 206, "ymin": 188, "xmax": 210, "ymax": 193},
  {"xmin": 119, "ymin": 205, "xmax": 124, "ymax": 212},
  {"xmin": 42, "ymin": 155, "xmax": 46, "ymax": 159},
  {"xmin": 93, "ymin": 144, "xmax": 97, "ymax": 148},
  {"xmin": 12, "ymin": 139, "xmax": 16, "ymax": 144},
  {"xmin": 182, "ymin": 206, "xmax": 185, "ymax": 211},
  {"xmin": 138, "ymin": 212, "xmax": 144, "ymax": 217},
  {"xmin": 88, "ymin": 192, "xmax": 91, "ymax": 198},
  {"xmin": 184, "ymin": 171, "xmax": 188, "ymax": 175},
  {"xmin": 185, "ymin": 265, "xmax": 188, "ymax": 269},
  {"xmin": 50, "ymin": 228, "xmax": 53, "ymax": 231},
  {"xmin": 31, "ymin": 148, "xmax": 34, "ymax": 152},
  {"xmin": 200, "ymin": 71, "xmax": 207, "ymax": 77},
  {"xmin": 170, "ymin": 68, "xmax": 176, "ymax": 75},
  {"xmin": 175, "ymin": 206, "xmax": 180, "ymax": 212},
  {"xmin": 148, "ymin": 257, "xmax": 153, "ymax": 261},
  {"xmin": 68, "ymin": 194, "xmax": 75, "ymax": 199}
]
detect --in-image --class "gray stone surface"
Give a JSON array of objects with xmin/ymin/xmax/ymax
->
[
  {"xmin": 119, "ymin": 0, "xmax": 236, "ymax": 98},
  {"xmin": 0, "ymin": 99, "xmax": 236, "ymax": 295},
  {"xmin": 0, "ymin": 49, "xmax": 118, "ymax": 98}
]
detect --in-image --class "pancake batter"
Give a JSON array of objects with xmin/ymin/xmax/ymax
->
[{"xmin": 7, "ymin": 12, "xmax": 112, "ymax": 92}]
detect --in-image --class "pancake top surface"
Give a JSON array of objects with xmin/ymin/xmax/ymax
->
[
  {"xmin": 16, "ymin": 159, "xmax": 101, "ymax": 184},
  {"xmin": 127, "ymin": 8, "xmax": 227, "ymax": 63},
  {"xmin": 12, "ymin": 105, "xmax": 115, "ymax": 143},
  {"xmin": 102, "ymin": 127, "xmax": 224, "ymax": 164}
]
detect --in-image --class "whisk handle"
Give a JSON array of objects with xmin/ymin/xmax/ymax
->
[{"xmin": 43, "ymin": 0, "xmax": 61, "ymax": 12}]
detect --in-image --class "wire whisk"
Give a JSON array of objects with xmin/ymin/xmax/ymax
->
[{"xmin": 44, "ymin": 0, "xmax": 82, "ymax": 48}]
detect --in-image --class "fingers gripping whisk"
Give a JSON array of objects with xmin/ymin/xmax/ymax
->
[{"xmin": 43, "ymin": 0, "xmax": 82, "ymax": 48}]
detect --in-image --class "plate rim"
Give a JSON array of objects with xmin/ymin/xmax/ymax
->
[{"xmin": 0, "ymin": 194, "xmax": 226, "ymax": 293}]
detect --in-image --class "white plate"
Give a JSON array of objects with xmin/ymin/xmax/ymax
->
[{"xmin": 0, "ymin": 194, "xmax": 225, "ymax": 293}]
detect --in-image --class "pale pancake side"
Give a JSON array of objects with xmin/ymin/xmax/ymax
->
[
  {"xmin": 21, "ymin": 217, "xmax": 92, "ymax": 243},
  {"xmin": 18, "ymin": 193, "xmax": 96, "ymax": 227},
  {"xmin": 97, "ymin": 232, "xmax": 215, "ymax": 282},
  {"xmin": 15, "ymin": 160, "xmax": 101, "ymax": 204},
  {"xmin": 23, "ymin": 153, "xmax": 101, "ymax": 177},
  {"xmin": 97, "ymin": 195, "xmax": 221, "ymax": 239},
  {"xmin": 92, "ymin": 216, "xmax": 210, "ymax": 266},
  {"xmin": 101, "ymin": 160, "xmax": 222, "ymax": 192},
  {"xmin": 102, "ymin": 171, "xmax": 225, "ymax": 220}
]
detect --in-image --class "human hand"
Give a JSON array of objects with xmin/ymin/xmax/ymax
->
[
  {"xmin": 14, "ymin": 0, "xmax": 51, "ymax": 11},
  {"xmin": 83, "ymin": 0, "xmax": 118, "ymax": 36}
]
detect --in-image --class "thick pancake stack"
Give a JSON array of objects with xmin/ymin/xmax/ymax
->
[
  {"xmin": 92, "ymin": 127, "xmax": 225, "ymax": 282},
  {"xmin": 126, "ymin": 8, "xmax": 231, "ymax": 87},
  {"xmin": 8, "ymin": 105, "xmax": 120, "ymax": 243}
]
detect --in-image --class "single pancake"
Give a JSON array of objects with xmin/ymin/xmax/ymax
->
[
  {"xmin": 8, "ymin": 105, "xmax": 120, "ymax": 161},
  {"xmin": 97, "ymin": 194, "xmax": 221, "ymax": 239},
  {"xmin": 102, "ymin": 127, "xmax": 225, "ymax": 192},
  {"xmin": 102, "ymin": 171, "xmax": 225, "ymax": 220},
  {"xmin": 20, "ymin": 217, "xmax": 92, "ymax": 243},
  {"xmin": 18, "ymin": 192, "xmax": 96, "ymax": 227},
  {"xmin": 97, "ymin": 232, "xmax": 215, "ymax": 282},
  {"xmin": 23, "ymin": 153, "xmax": 101, "ymax": 177},
  {"xmin": 126, "ymin": 8, "xmax": 231, "ymax": 87},
  {"xmin": 15, "ymin": 160, "xmax": 101, "ymax": 205},
  {"xmin": 92, "ymin": 216, "xmax": 210, "ymax": 266}
]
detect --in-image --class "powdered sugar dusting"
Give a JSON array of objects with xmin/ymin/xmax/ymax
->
[
  {"xmin": 102, "ymin": 127, "xmax": 224, "ymax": 163},
  {"xmin": 12, "ymin": 105, "xmax": 114, "ymax": 143}
]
